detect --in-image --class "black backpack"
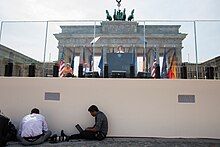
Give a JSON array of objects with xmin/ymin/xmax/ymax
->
[{"xmin": 0, "ymin": 115, "xmax": 17, "ymax": 146}]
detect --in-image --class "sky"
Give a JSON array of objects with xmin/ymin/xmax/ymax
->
[
  {"xmin": 0, "ymin": 0, "xmax": 220, "ymax": 20},
  {"xmin": 0, "ymin": 0, "xmax": 220, "ymax": 70}
]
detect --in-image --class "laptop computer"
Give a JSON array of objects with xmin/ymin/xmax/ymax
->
[{"xmin": 75, "ymin": 124, "xmax": 84, "ymax": 133}]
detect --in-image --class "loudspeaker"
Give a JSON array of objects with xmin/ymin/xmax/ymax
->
[
  {"xmin": 111, "ymin": 71, "xmax": 126, "ymax": 78},
  {"xmin": 137, "ymin": 72, "xmax": 151, "ymax": 78},
  {"xmin": 206, "ymin": 66, "xmax": 214, "ymax": 79},
  {"xmin": 181, "ymin": 66, "xmax": 187, "ymax": 79},
  {"xmin": 104, "ymin": 64, "xmax": 108, "ymax": 78},
  {"xmin": 130, "ymin": 64, "xmax": 135, "ymax": 78},
  {"xmin": 28, "ymin": 64, "xmax": 35, "ymax": 77},
  {"xmin": 53, "ymin": 65, "xmax": 59, "ymax": 77},
  {"xmin": 85, "ymin": 71, "xmax": 99, "ymax": 78},
  {"xmin": 78, "ymin": 64, "xmax": 84, "ymax": 77},
  {"xmin": 4, "ymin": 63, "xmax": 13, "ymax": 77},
  {"xmin": 4, "ymin": 64, "xmax": 9, "ymax": 76},
  {"xmin": 155, "ymin": 65, "xmax": 160, "ymax": 79}
]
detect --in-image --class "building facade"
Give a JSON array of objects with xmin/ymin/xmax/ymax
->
[
  {"xmin": 183, "ymin": 56, "xmax": 220, "ymax": 79},
  {"xmin": 0, "ymin": 44, "xmax": 55, "ymax": 77}
]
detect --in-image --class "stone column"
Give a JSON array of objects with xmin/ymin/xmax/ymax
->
[
  {"xmin": 176, "ymin": 48, "xmax": 182, "ymax": 64},
  {"xmin": 79, "ymin": 47, "xmax": 84, "ymax": 64},
  {"xmin": 133, "ymin": 46, "xmax": 137, "ymax": 75},
  {"xmin": 103, "ymin": 47, "xmax": 108, "ymax": 64},
  {"xmin": 148, "ymin": 49, "xmax": 155, "ymax": 72},
  {"xmin": 176, "ymin": 47, "xmax": 182, "ymax": 78},
  {"xmin": 58, "ymin": 46, "xmax": 62, "ymax": 61}
]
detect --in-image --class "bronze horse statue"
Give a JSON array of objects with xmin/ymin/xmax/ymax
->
[
  {"xmin": 128, "ymin": 9, "xmax": 134, "ymax": 21},
  {"xmin": 106, "ymin": 10, "xmax": 112, "ymax": 21},
  {"xmin": 122, "ymin": 8, "xmax": 126, "ymax": 21}
]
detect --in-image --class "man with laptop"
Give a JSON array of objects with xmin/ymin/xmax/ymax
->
[{"xmin": 70, "ymin": 105, "xmax": 108, "ymax": 141}]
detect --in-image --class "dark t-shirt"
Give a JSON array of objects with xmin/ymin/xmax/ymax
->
[{"xmin": 94, "ymin": 111, "xmax": 108, "ymax": 136}]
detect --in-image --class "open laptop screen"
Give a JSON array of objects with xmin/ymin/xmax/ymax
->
[{"xmin": 75, "ymin": 124, "xmax": 84, "ymax": 133}]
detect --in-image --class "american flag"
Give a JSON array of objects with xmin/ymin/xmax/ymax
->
[
  {"xmin": 168, "ymin": 51, "xmax": 177, "ymax": 79},
  {"xmin": 59, "ymin": 49, "xmax": 65, "ymax": 77},
  {"xmin": 59, "ymin": 60, "xmax": 65, "ymax": 77},
  {"xmin": 151, "ymin": 52, "xmax": 157, "ymax": 78}
]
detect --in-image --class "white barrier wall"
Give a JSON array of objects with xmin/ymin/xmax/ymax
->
[{"xmin": 0, "ymin": 77, "xmax": 220, "ymax": 138}]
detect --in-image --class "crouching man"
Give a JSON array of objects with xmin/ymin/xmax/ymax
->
[{"xmin": 17, "ymin": 108, "xmax": 51, "ymax": 145}]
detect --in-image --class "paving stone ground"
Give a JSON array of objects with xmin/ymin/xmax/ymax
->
[{"xmin": 7, "ymin": 137, "xmax": 220, "ymax": 147}]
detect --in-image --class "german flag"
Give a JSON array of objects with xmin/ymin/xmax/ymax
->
[{"xmin": 168, "ymin": 51, "xmax": 177, "ymax": 79}]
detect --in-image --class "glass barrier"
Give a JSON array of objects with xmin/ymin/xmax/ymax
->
[
  {"xmin": 0, "ymin": 20, "xmax": 219, "ymax": 79},
  {"xmin": 0, "ymin": 21, "xmax": 46, "ymax": 77}
]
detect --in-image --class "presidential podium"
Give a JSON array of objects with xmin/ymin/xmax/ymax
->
[{"xmin": 107, "ymin": 53, "xmax": 134, "ymax": 78}]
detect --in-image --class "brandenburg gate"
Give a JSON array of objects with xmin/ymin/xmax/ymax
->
[{"xmin": 54, "ymin": 0, "xmax": 187, "ymax": 74}]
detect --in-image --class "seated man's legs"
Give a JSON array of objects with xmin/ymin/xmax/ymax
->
[
  {"xmin": 81, "ymin": 131, "xmax": 97, "ymax": 140},
  {"xmin": 17, "ymin": 130, "xmax": 52, "ymax": 145},
  {"xmin": 70, "ymin": 130, "xmax": 97, "ymax": 140},
  {"xmin": 17, "ymin": 134, "xmax": 36, "ymax": 146},
  {"xmin": 31, "ymin": 130, "xmax": 52, "ymax": 145},
  {"xmin": 70, "ymin": 131, "xmax": 105, "ymax": 140},
  {"xmin": 43, "ymin": 130, "xmax": 52, "ymax": 141}
]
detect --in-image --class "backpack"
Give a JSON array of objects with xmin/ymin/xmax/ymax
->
[{"xmin": 0, "ymin": 114, "xmax": 17, "ymax": 146}]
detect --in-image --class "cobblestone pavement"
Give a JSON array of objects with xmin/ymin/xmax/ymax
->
[{"xmin": 7, "ymin": 137, "xmax": 220, "ymax": 147}]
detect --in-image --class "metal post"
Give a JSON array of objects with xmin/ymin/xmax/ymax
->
[
  {"xmin": 102, "ymin": 46, "xmax": 104, "ymax": 78},
  {"xmin": 143, "ymin": 21, "xmax": 146, "ymax": 71},
  {"xmin": 93, "ymin": 21, "xmax": 96, "ymax": 74},
  {"xmin": 193, "ymin": 21, "xmax": 199, "ymax": 79},
  {"xmin": 42, "ymin": 21, "xmax": 49, "ymax": 77},
  {"xmin": 0, "ymin": 21, "xmax": 3, "ymax": 43}
]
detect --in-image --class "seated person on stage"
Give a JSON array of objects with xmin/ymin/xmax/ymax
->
[
  {"xmin": 17, "ymin": 108, "xmax": 51, "ymax": 146},
  {"xmin": 68, "ymin": 105, "xmax": 108, "ymax": 141},
  {"xmin": 63, "ymin": 63, "xmax": 73, "ymax": 77}
]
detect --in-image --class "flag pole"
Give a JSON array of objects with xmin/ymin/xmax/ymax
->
[
  {"xmin": 193, "ymin": 21, "xmax": 199, "ymax": 79},
  {"xmin": 92, "ymin": 21, "xmax": 96, "ymax": 76},
  {"xmin": 42, "ymin": 21, "xmax": 49, "ymax": 77},
  {"xmin": 71, "ymin": 48, "xmax": 75, "ymax": 73},
  {"xmin": 143, "ymin": 21, "xmax": 146, "ymax": 72},
  {"xmin": 102, "ymin": 46, "xmax": 104, "ymax": 78},
  {"xmin": 0, "ymin": 21, "xmax": 3, "ymax": 43}
]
